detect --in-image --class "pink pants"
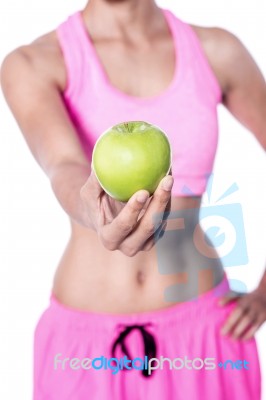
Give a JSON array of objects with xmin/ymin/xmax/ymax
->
[{"xmin": 33, "ymin": 276, "xmax": 261, "ymax": 399}]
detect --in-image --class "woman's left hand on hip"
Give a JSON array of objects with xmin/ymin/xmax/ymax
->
[{"xmin": 218, "ymin": 287, "xmax": 266, "ymax": 340}]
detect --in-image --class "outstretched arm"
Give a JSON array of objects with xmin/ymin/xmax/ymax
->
[
  {"xmin": 1, "ymin": 44, "xmax": 94, "ymax": 227},
  {"xmin": 1, "ymin": 40, "xmax": 172, "ymax": 256}
]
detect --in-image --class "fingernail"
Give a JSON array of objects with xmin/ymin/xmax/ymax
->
[
  {"xmin": 137, "ymin": 192, "xmax": 149, "ymax": 203},
  {"xmin": 163, "ymin": 176, "xmax": 174, "ymax": 191}
]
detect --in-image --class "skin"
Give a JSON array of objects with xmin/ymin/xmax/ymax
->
[{"xmin": 1, "ymin": 0, "xmax": 266, "ymax": 341}]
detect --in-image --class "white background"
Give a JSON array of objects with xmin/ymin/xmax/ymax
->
[{"xmin": 0, "ymin": 0, "xmax": 265, "ymax": 398}]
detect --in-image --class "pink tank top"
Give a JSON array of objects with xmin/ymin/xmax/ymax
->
[{"xmin": 56, "ymin": 8, "xmax": 222, "ymax": 197}]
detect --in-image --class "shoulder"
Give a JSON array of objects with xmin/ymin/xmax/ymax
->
[
  {"xmin": 1, "ymin": 31, "xmax": 66, "ymax": 92},
  {"xmin": 189, "ymin": 25, "xmax": 248, "ymax": 94},
  {"xmin": 190, "ymin": 24, "xmax": 245, "ymax": 62}
]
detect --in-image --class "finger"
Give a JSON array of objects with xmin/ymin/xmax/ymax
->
[
  {"xmin": 231, "ymin": 313, "xmax": 255, "ymax": 339},
  {"xmin": 100, "ymin": 190, "xmax": 150, "ymax": 250},
  {"xmin": 137, "ymin": 196, "xmax": 153, "ymax": 220},
  {"xmin": 119, "ymin": 216, "xmax": 166, "ymax": 256},
  {"xmin": 218, "ymin": 292, "xmax": 242, "ymax": 306},
  {"xmin": 221, "ymin": 307, "xmax": 246, "ymax": 336},
  {"xmin": 242, "ymin": 321, "xmax": 263, "ymax": 341},
  {"xmin": 103, "ymin": 192, "xmax": 129, "ymax": 222},
  {"xmin": 100, "ymin": 194, "xmax": 116, "ymax": 225},
  {"xmin": 141, "ymin": 220, "xmax": 167, "ymax": 252},
  {"xmin": 242, "ymin": 310, "xmax": 266, "ymax": 340},
  {"xmin": 122, "ymin": 176, "xmax": 173, "ymax": 250}
]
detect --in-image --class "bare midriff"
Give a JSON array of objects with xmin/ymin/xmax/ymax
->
[{"xmin": 52, "ymin": 196, "xmax": 225, "ymax": 313}]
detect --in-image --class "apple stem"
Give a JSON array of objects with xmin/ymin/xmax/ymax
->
[{"xmin": 125, "ymin": 122, "xmax": 131, "ymax": 133}]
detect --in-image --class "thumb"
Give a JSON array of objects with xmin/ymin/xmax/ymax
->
[{"xmin": 218, "ymin": 291, "xmax": 241, "ymax": 306}]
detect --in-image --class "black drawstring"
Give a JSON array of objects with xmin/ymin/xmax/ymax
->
[{"xmin": 111, "ymin": 324, "xmax": 157, "ymax": 378}]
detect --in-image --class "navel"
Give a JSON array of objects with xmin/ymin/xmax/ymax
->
[{"xmin": 136, "ymin": 269, "xmax": 146, "ymax": 285}]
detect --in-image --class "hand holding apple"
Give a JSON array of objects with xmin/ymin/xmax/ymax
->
[
  {"xmin": 80, "ymin": 120, "xmax": 173, "ymax": 256},
  {"xmin": 80, "ymin": 169, "xmax": 173, "ymax": 257}
]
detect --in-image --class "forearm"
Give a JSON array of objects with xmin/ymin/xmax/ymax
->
[{"xmin": 50, "ymin": 162, "xmax": 93, "ymax": 229}]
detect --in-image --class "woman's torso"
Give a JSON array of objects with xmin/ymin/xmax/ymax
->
[
  {"xmin": 52, "ymin": 197, "xmax": 224, "ymax": 313},
  {"xmin": 41, "ymin": 8, "xmax": 225, "ymax": 312}
]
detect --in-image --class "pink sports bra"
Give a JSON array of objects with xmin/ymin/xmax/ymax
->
[{"xmin": 56, "ymin": 8, "xmax": 222, "ymax": 197}]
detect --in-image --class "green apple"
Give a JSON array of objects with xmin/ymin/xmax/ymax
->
[{"xmin": 92, "ymin": 121, "xmax": 171, "ymax": 202}]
